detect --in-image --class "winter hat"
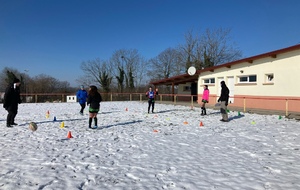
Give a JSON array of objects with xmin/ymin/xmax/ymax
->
[
  {"xmin": 221, "ymin": 81, "xmax": 225, "ymax": 85},
  {"xmin": 13, "ymin": 78, "xmax": 20, "ymax": 83},
  {"xmin": 80, "ymin": 85, "xmax": 84, "ymax": 89}
]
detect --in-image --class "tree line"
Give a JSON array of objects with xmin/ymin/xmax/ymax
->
[
  {"xmin": 78, "ymin": 28, "xmax": 242, "ymax": 94},
  {"xmin": 1, "ymin": 28, "xmax": 242, "ymax": 94},
  {"xmin": 0, "ymin": 68, "xmax": 74, "ymax": 94}
]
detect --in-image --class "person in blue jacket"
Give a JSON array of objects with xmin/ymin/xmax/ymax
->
[
  {"xmin": 146, "ymin": 86, "xmax": 158, "ymax": 113},
  {"xmin": 76, "ymin": 85, "xmax": 88, "ymax": 115}
]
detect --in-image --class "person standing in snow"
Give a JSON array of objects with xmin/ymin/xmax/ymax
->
[
  {"xmin": 3, "ymin": 78, "xmax": 22, "ymax": 127},
  {"xmin": 76, "ymin": 85, "xmax": 88, "ymax": 115},
  {"xmin": 201, "ymin": 85, "xmax": 210, "ymax": 116},
  {"xmin": 87, "ymin": 85, "xmax": 102, "ymax": 129},
  {"xmin": 146, "ymin": 86, "xmax": 158, "ymax": 113},
  {"xmin": 218, "ymin": 81, "xmax": 230, "ymax": 122}
]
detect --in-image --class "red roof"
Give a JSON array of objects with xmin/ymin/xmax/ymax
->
[{"xmin": 151, "ymin": 44, "xmax": 300, "ymax": 86}]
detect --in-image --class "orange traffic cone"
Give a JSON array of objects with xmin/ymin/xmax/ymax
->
[
  {"xmin": 200, "ymin": 121, "xmax": 204, "ymax": 127},
  {"xmin": 67, "ymin": 131, "xmax": 73, "ymax": 138},
  {"xmin": 125, "ymin": 108, "xmax": 128, "ymax": 111},
  {"xmin": 153, "ymin": 129, "xmax": 158, "ymax": 132}
]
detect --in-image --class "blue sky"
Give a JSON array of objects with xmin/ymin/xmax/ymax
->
[{"xmin": 1, "ymin": 0, "xmax": 299, "ymax": 87}]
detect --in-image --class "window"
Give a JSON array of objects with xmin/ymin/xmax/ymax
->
[
  {"xmin": 203, "ymin": 78, "xmax": 215, "ymax": 84},
  {"xmin": 238, "ymin": 75, "xmax": 257, "ymax": 83},
  {"xmin": 262, "ymin": 73, "xmax": 274, "ymax": 85},
  {"xmin": 266, "ymin": 74, "xmax": 274, "ymax": 82}
]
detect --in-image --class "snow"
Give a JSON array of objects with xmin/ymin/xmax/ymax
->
[{"xmin": 0, "ymin": 101, "xmax": 300, "ymax": 190}]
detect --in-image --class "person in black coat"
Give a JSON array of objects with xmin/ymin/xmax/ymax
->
[
  {"xmin": 218, "ymin": 81, "xmax": 230, "ymax": 122},
  {"xmin": 3, "ymin": 78, "xmax": 22, "ymax": 127},
  {"xmin": 86, "ymin": 85, "xmax": 102, "ymax": 129}
]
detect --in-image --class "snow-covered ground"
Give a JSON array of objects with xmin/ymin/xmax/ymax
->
[{"xmin": 0, "ymin": 101, "xmax": 300, "ymax": 190}]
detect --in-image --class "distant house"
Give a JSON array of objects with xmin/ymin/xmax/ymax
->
[
  {"xmin": 67, "ymin": 95, "xmax": 77, "ymax": 103},
  {"xmin": 151, "ymin": 44, "xmax": 300, "ymax": 114}
]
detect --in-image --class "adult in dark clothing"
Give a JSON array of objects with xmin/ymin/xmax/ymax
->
[
  {"xmin": 146, "ymin": 86, "xmax": 158, "ymax": 113},
  {"xmin": 3, "ymin": 78, "xmax": 22, "ymax": 127},
  {"xmin": 87, "ymin": 85, "xmax": 102, "ymax": 129},
  {"xmin": 218, "ymin": 81, "xmax": 230, "ymax": 122},
  {"xmin": 76, "ymin": 85, "xmax": 88, "ymax": 115}
]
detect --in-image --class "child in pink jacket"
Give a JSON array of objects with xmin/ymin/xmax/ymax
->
[{"xmin": 201, "ymin": 85, "xmax": 209, "ymax": 115}]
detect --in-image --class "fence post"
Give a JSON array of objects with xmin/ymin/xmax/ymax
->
[
  {"xmin": 140, "ymin": 94, "xmax": 142, "ymax": 101},
  {"xmin": 110, "ymin": 93, "xmax": 113, "ymax": 101},
  {"xmin": 286, "ymin": 99, "xmax": 288, "ymax": 116},
  {"xmin": 160, "ymin": 95, "xmax": 162, "ymax": 102},
  {"xmin": 174, "ymin": 95, "xmax": 177, "ymax": 104},
  {"xmin": 35, "ymin": 94, "xmax": 38, "ymax": 103},
  {"xmin": 191, "ymin": 96, "xmax": 193, "ymax": 108},
  {"xmin": 243, "ymin": 97, "xmax": 246, "ymax": 112}
]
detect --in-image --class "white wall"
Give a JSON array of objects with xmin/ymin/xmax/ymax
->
[{"xmin": 197, "ymin": 49, "xmax": 300, "ymax": 98}]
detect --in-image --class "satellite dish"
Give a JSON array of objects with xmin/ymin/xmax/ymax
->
[{"xmin": 187, "ymin": 66, "xmax": 196, "ymax": 76}]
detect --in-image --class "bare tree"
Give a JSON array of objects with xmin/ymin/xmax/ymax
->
[
  {"xmin": 180, "ymin": 29, "xmax": 202, "ymax": 71},
  {"xmin": 179, "ymin": 28, "xmax": 242, "ymax": 71},
  {"xmin": 110, "ymin": 49, "xmax": 147, "ymax": 92},
  {"xmin": 31, "ymin": 74, "xmax": 57, "ymax": 93},
  {"xmin": 200, "ymin": 28, "xmax": 242, "ymax": 66},
  {"xmin": 147, "ymin": 47, "xmax": 179, "ymax": 81},
  {"xmin": 79, "ymin": 58, "xmax": 113, "ymax": 92}
]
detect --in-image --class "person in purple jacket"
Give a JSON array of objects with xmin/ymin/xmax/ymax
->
[{"xmin": 201, "ymin": 85, "xmax": 209, "ymax": 115}]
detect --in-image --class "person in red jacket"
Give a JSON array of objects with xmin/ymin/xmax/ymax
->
[
  {"xmin": 201, "ymin": 85, "xmax": 210, "ymax": 115},
  {"xmin": 146, "ymin": 86, "xmax": 158, "ymax": 113}
]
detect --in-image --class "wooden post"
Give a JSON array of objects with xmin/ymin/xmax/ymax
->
[
  {"xmin": 172, "ymin": 82, "xmax": 175, "ymax": 102},
  {"xmin": 243, "ymin": 97, "xmax": 246, "ymax": 112},
  {"xmin": 285, "ymin": 99, "xmax": 288, "ymax": 116}
]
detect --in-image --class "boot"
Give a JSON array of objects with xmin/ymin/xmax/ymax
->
[
  {"xmin": 94, "ymin": 117, "xmax": 98, "ymax": 128},
  {"xmin": 201, "ymin": 107, "xmax": 204, "ymax": 116},
  {"xmin": 88, "ymin": 118, "xmax": 92, "ymax": 128},
  {"xmin": 203, "ymin": 107, "xmax": 207, "ymax": 115}
]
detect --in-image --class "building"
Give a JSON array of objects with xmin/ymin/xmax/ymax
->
[
  {"xmin": 151, "ymin": 44, "xmax": 300, "ymax": 114},
  {"xmin": 67, "ymin": 95, "xmax": 77, "ymax": 103}
]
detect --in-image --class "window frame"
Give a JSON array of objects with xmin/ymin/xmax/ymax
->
[
  {"xmin": 203, "ymin": 78, "xmax": 215, "ymax": 84},
  {"xmin": 237, "ymin": 75, "xmax": 257, "ymax": 83}
]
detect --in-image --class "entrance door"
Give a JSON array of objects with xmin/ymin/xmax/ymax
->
[
  {"xmin": 227, "ymin": 77, "xmax": 234, "ymax": 104},
  {"xmin": 190, "ymin": 82, "xmax": 197, "ymax": 101}
]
